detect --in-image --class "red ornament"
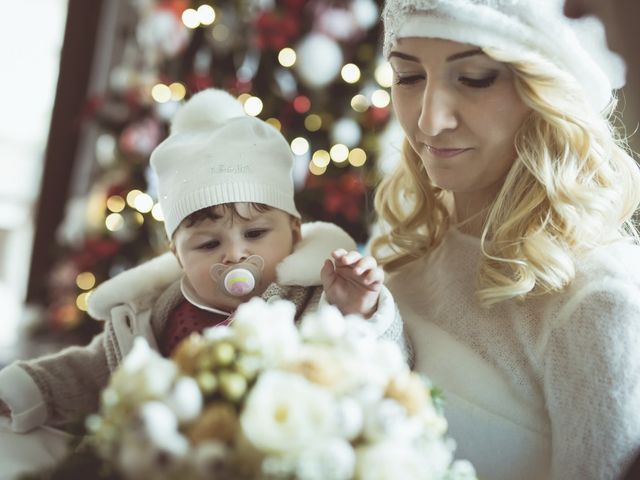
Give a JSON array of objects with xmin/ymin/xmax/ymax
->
[
  {"xmin": 185, "ymin": 72, "xmax": 214, "ymax": 92},
  {"xmin": 321, "ymin": 174, "xmax": 366, "ymax": 223},
  {"xmin": 293, "ymin": 95, "xmax": 311, "ymax": 114},
  {"xmin": 158, "ymin": 0, "xmax": 190, "ymax": 18},
  {"xmin": 253, "ymin": 10, "xmax": 300, "ymax": 50},
  {"xmin": 366, "ymin": 106, "xmax": 391, "ymax": 126}
]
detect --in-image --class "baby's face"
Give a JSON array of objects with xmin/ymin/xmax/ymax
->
[{"xmin": 173, "ymin": 203, "xmax": 300, "ymax": 311}]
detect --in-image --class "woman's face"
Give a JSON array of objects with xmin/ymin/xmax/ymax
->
[{"xmin": 389, "ymin": 37, "xmax": 531, "ymax": 200}]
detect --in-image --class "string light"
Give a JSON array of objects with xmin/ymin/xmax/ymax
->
[
  {"xmin": 134, "ymin": 212, "xmax": 145, "ymax": 225},
  {"xmin": 309, "ymin": 162, "xmax": 327, "ymax": 176},
  {"xmin": 266, "ymin": 118, "xmax": 282, "ymax": 131},
  {"xmin": 126, "ymin": 190, "xmax": 143, "ymax": 208},
  {"xmin": 375, "ymin": 62, "xmax": 394, "ymax": 88},
  {"xmin": 330, "ymin": 144, "xmax": 349, "ymax": 163},
  {"xmin": 105, "ymin": 213, "xmax": 124, "ymax": 231},
  {"xmin": 304, "ymin": 114, "xmax": 322, "ymax": 132},
  {"xmin": 151, "ymin": 203, "xmax": 164, "ymax": 222},
  {"xmin": 371, "ymin": 89, "xmax": 391, "ymax": 108},
  {"xmin": 106, "ymin": 195, "xmax": 125, "ymax": 213},
  {"xmin": 151, "ymin": 84, "xmax": 172, "ymax": 103},
  {"xmin": 348, "ymin": 148, "xmax": 367, "ymax": 167},
  {"xmin": 76, "ymin": 272, "xmax": 96, "ymax": 290},
  {"xmin": 76, "ymin": 291, "xmax": 93, "ymax": 312},
  {"xmin": 169, "ymin": 82, "xmax": 187, "ymax": 101},
  {"xmin": 278, "ymin": 48, "xmax": 297, "ymax": 67},
  {"xmin": 182, "ymin": 8, "xmax": 200, "ymax": 29},
  {"xmin": 341, "ymin": 63, "xmax": 361, "ymax": 84},
  {"xmin": 350, "ymin": 94, "xmax": 370, "ymax": 112},
  {"xmin": 244, "ymin": 96, "xmax": 263, "ymax": 116},
  {"xmin": 312, "ymin": 150, "xmax": 331, "ymax": 168},
  {"xmin": 212, "ymin": 24, "xmax": 229, "ymax": 41},
  {"xmin": 197, "ymin": 5, "xmax": 216, "ymax": 25},
  {"xmin": 133, "ymin": 193, "xmax": 154, "ymax": 213},
  {"xmin": 291, "ymin": 137, "xmax": 310, "ymax": 155}
]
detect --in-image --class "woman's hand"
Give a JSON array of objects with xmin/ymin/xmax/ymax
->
[{"xmin": 321, "ymin": 249, "xmax": 384, "ymax": 318}]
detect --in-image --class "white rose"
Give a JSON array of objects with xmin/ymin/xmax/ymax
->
[
  {"xmin": 363, "ymin": 398, "xmax": 423, "ymax": 443},
  {"xmin": 296, "ymin": 437, "xmax": 356, "ymax": 480},
  {"xmin": 192, "ymin": 441, "xmax": 233, "ymax": 478},
  {"xmin": 356, "ymin": 440, "xmax": 441, "ymax": 480},
  {"xmin": 139, "ymin": 401, "xmax": 189, "ymax": 458},
  {"xmin": 167, "ymin": 377, "xmax": 202, "ymax": 423},
  {"xmin": 341, "ymin": 315, "xmax": 379, "ymax": 354},
  {"xmin": 113, "ymin": 337, "xmax": 178, "ymax": 398},
  {"xmin": 336, "ymin": 397, "xmax": 364, "ymax": 441},
  {"xmin": 240, "ymin": 370, "xmax": 336, "ymax": 454},
  {"xmin": 370, "ymin": 340, "xmax": 409, "ymax": 379},
  {"xmin": 299, "ymin": 304, "xmax": 347, "ymax": 343},
  {"xmin": 118, "ymin": 431, "xmax": 158, "ymax": 478},
  {"xmin": 232, "ymin": 298, "xmax": 300, "ymax": 364},
  {"xmin": 447, "ymin": 459, "xmax": 478, "ymax": 479},
  {"xmin": 202, "ymin": 324, "xmax": 234, "ymax": 342}
]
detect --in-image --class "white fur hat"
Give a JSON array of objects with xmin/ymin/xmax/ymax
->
[
  {"xmin": 150, "ymin": 88, "xmax": 300, "ymax": 238},
  {"xmin": 382, "ymin": 0, "xmax": 626, "ymax": 112}
]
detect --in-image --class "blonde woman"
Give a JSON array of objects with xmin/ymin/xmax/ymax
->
[{"xmin": 373, "ymin": 1, "xmax": 640, "ymax": 479}]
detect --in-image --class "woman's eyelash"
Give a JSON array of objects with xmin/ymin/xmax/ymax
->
[
  {"xmin": 459, "ymin": 74, "xmax": 498, "ymax": 88},
  {"xmin": 394, "ymin": 75, "xmax": 424, "ymax": 86}
]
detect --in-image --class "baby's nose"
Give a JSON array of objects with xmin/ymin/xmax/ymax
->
[{"xmin": 222, "ymin": 245, "xmax": 249, "ymax": 264}]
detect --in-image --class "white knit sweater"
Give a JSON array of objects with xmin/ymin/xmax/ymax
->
[{"xmin": 386, "ymin": 228, "xmax": 640, "ymax": 480}]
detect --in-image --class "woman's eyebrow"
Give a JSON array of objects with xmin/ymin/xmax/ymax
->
[
  {"xmin": 446, "ymin": 48, "xmax": 484, "ymax": 62},
  {"xmin": 389, "ymin": 51, "xmax": 419, "ymax": 62},
  {"xmin": 388, "ymin": 48, "xmax": 484, "ymax": 63}
]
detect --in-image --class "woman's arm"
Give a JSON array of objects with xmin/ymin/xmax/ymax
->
[{"xmin": 544, "ymin": 280, "xmax": 640, "ymax": 479}]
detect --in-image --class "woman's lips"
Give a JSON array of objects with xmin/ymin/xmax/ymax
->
[{"xmin": 425, "ymin": 145, "xmax": 472, "ymax": 158}]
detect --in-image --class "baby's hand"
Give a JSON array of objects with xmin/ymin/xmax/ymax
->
[
  {"xmin": 320, "ymin": 249, "xmax": 384, "ymax": 318},
  {"xmin": 0, "ymin": 399, "xmax": 10, "ymax": 417}
]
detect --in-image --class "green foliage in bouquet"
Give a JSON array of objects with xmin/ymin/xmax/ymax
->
[{"xmin": 28, "ymin": 299, "xmax": 477, "ymax": 480}]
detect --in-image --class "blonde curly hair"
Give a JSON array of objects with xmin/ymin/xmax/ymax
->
[{"xmin": 371, "ymin": 47, "xmax": 640, "ymax": 306}]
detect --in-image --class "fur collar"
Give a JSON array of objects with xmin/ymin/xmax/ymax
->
[{"xmin": 88, "ymin": 221, "xmax": 356, "ymax": 320}]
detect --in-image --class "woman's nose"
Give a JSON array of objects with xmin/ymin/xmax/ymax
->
[{"xmin": 418, "ymin": 84, "xmax": 458, "ymax": 137}]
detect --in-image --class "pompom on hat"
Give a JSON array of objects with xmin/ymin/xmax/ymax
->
[
  {"xmin": 151, "ymin": 88, "xmax": 300, "ymax": 238},
  {"xmin": 382, "ymin": 0, "xmax": 626, "ymax": 112}
]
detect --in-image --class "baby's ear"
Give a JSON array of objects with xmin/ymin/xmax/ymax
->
[
  {"xmin": 291, "ymin": 217, "xmax": 302, "ymax": 246},
  {"xmin": 169, "ymin": 241, "xmax": 183, "ymax": 268}
]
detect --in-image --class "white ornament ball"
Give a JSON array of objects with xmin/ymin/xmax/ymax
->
[
  {"xmin": 351, "ymin": 0, "xmax": 379, "ymax": 30},
  {"xmin": 295, "ymin": 33, "xmax": 343, "ymax": 88},
  {"xmin": 331, "ymin": 118, "xmax": 362, "ymax": 147}
]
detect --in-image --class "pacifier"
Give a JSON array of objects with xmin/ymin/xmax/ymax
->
[{"xmin": 210, "ymin": 255, "xmax": 265, "ymax": 297}]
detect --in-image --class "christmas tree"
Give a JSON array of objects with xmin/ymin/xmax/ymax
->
[{"xmin": 43, "ymin": 0, "xmax": 393, "ymax": 341}]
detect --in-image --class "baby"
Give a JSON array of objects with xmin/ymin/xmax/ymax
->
[{"xmin": 0, "ymin": 89, "xmax": 403, "ymax": 432}]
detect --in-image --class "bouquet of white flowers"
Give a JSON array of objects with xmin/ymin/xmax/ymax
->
[{"xmin": 83, "ymin": 298, "xmax": 476, "ymax": 480}]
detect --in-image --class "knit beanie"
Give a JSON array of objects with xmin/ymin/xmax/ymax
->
[
  {"xmin": 382, "ymin": 0, "xmax": 626, "ymax": 112},
  {"xmin": 150, "ymin": 88, "xmax": 300, "ymax": 238}
]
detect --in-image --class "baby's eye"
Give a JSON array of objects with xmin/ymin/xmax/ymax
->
[
  {"xmin": 245, "ymin": 229, "xmax": 268, "ymax": 239},
  {"xmin": 458, "ymin": 74, "xmax": 497, "ymax": 88},
  {"xmin": 197, "ymin": 240, "xmax": 220, "ymax": 250}
]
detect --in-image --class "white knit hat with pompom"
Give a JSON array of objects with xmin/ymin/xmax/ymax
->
[
  {"xmin": 150, "ymin": 88, "xmax": 300, "ymax": 238},
  {"xmin": 382, "ymin": 0, "xmax": 626, "ymax": 113}
]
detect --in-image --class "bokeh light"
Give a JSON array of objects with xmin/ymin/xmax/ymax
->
[
  {"xmin": 278, "ymin": 47, "xmax": 297, "ymax": 67},
  {"xmin": 291, "ymin": 137, "xmax": 310, "ymax": 155}
]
